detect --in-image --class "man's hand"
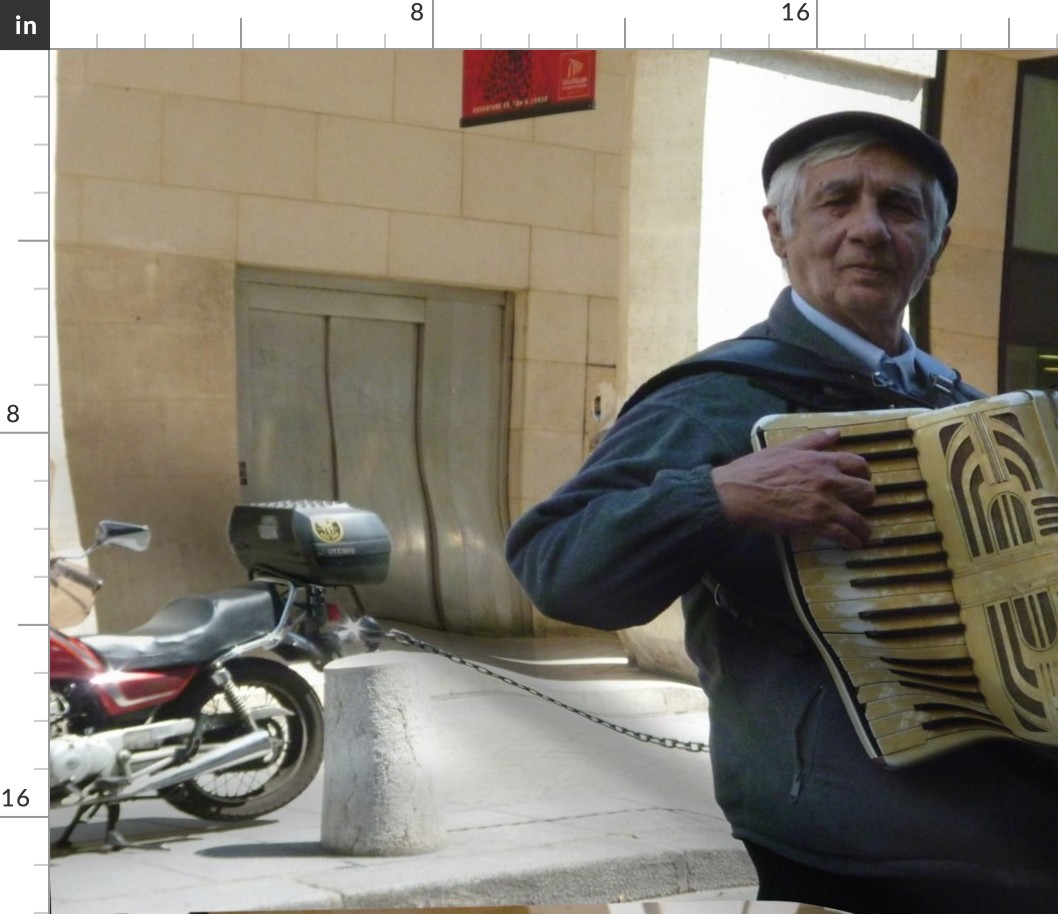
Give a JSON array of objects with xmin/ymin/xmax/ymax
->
[{"xmin": 712, "ymin": 428, "xmax": 875, "ymax": 548}]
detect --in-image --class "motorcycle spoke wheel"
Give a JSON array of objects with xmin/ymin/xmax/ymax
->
[{"xmin": 159, "ymin": 657, "xmax": 323, "ymax": 822}]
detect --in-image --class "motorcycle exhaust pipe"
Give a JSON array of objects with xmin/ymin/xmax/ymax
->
[{"xmin": 108, "ymin": 730, "xmax": 272, "ymax": 803}]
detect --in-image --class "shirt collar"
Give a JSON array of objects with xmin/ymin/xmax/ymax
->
[{"xmin": 789, "ymin": 287, "xmax": 918, "ymax": 377}]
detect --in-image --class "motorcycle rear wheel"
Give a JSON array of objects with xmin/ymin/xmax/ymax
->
[{"xmin": 158, "ymin": 657, "xmax": 324, "ymax": 821}]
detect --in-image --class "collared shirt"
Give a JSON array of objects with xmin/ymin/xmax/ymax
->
[{"xmin": 789, "ymin": 288, "xmax": 925, "ymax": 396}]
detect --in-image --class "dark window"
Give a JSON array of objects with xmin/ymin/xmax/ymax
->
[{"xmin": 1000, "ymin": 56, "xmax": 1058, "ymax": 392}]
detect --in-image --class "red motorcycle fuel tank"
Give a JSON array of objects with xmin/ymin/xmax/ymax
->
[
  {"xmin": 50, "ymin": 629, "xmax": 196, "ymax": 715},
  {"xmin": 50, "ymin": 628, "xmax": 106, "ymax": 679}
]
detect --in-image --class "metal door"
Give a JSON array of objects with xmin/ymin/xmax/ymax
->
[{"xmin": 236, "ymin": 271, "xmax": 526, "ymax": 634}]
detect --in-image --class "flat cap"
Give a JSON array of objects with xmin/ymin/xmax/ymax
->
[{"xmin": 762, "ymin": 110, "xmax": 958, "ymax": 217}]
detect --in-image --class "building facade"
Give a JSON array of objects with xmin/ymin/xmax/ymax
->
[{"xmin": 49, "ymin": 50, "xmax": 1056, "ymax": 645}]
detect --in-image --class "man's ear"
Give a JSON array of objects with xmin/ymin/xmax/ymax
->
[
  {"xmin": 927, "ymin": 225, "xmax": 952, "ymax": 276},
  {"xmin": 763, "ymin": 205, "xmax": 787, "ymax": 259}
]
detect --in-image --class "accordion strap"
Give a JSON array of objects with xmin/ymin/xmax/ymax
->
[{"xmin": 619, "ymin": 337, "xmax": 951, "ymax": 418}]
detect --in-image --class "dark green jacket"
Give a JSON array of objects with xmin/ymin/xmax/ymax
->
[{"xmin": 506, "ymin": 289, "xmax": 1057, "ymax": 884}]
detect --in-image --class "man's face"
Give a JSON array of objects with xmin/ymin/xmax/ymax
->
[{"xmin": 764, "ymin": 145, "xmax": 949, "ymax": 353}]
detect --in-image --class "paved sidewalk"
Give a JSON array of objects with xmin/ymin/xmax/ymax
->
[{"xmin": 50, "ymin": 626, "xmax": 761, "ymax": 913}]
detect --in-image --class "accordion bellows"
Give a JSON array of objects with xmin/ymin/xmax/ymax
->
[{"xmin": 753, "ymin": 390, "xmax": 1058, "ymax": 767}]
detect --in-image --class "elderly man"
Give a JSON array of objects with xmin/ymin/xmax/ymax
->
[{"xmin": 505, "ymin": 112, "xmax": 1058, "ymax": 914}]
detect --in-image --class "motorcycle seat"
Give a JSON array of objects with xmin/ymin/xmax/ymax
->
[{"xmin": 82, "ymin": 583, "xmax": 280, "ymax": 670}]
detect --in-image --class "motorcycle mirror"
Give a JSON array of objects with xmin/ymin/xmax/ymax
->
[{"xmin": 91, "ymin": 520, "xmax": 152, "ymax": 553}]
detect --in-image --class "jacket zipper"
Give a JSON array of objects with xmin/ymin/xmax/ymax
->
[{"xmin": 790, "ymin": 684, "xmax": 825, "ymax": 802}]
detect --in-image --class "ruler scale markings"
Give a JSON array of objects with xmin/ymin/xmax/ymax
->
[
  {"xmin": 42, "ymin": 2, "xmax": 1058, "ymax": 49},
  {"xmin": 7, "ymin": 4, "xmax": 1056, "ymax": 914},
  {"xmin": 1, "ymin": 26, "xmax": 51, "ymax": 909}
]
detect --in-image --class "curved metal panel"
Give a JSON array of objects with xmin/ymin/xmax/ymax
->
[
  {"xmin": 328, "ymin": 315, "xmax": 440, "ymax": 628},
  {"xmin": 419, "ymin": 298, "xmax": 528, "ymax": 634}
]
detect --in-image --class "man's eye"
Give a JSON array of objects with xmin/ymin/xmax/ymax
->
[{"xmin": 884, "ymin": 196, "xmax": 923, "ymax": 216}]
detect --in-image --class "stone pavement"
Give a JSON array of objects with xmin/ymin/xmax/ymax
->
[{"xmin": 50, "ymin": 625, "xmax": 764, "ymax": 914}]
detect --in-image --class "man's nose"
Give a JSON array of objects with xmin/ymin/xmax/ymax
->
[{"xmin": 847, "ymin": 200, "xmax": 891, "ymax": 243}]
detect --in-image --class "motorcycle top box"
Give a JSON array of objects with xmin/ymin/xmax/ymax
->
[{"xmin": 228, "ymin": 501, "xmax": 390, "ymax": 586}]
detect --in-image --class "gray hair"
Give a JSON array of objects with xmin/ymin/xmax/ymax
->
[{"xmin": 765, "ymin": 132, "xmax": 950, "ymax": 258}]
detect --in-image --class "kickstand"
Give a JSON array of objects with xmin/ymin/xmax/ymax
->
[
  {"xmin": 103, "ymin": 803, "xmax": 129, "ymax": 850},
  {"xmin": 53, "ymin": 803, "xmax": 95, "ymax": 849},
  {"xmin": 54, "ymin": 802, "xmax": 131, "ymax": 852}
]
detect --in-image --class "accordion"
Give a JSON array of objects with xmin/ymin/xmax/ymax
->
[{"xmin": 752, "ymin": 390, "xmax": 1058, "ymax": 767}]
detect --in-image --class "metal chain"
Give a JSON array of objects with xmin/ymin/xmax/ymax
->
[{"xmin": 384, "ymin": 628, "xmax": 709, "ymax": 753}]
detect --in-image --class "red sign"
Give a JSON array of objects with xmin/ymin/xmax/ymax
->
[{"xmin": 461, "ymin": 50, "xmax": 597, "ymax": 128}]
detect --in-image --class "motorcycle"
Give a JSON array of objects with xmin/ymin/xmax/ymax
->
[{"xmin": 49, "ymin": 501, "xmax": 389, "ymax": 849}]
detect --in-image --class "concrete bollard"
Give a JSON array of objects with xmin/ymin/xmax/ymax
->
[{"xmin": 321, "ymin": 651, "xmax": 444, "ymax": 855}]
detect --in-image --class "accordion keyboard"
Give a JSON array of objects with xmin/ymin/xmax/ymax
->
[{"xmin": 755, "ymin": 391, "xmax": 1058, "ymax": 766}]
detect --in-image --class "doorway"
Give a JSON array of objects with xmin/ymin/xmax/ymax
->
[{"xmin": 235, "ymin": 270, "xmax": 527, "ymax": 635}]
